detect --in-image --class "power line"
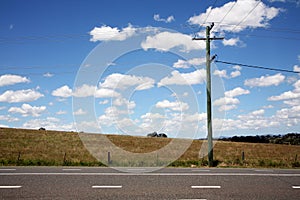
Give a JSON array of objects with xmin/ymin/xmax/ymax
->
[
  {"xmin": 214, "ymin": 1, "xmax": 237, "ymax": 31},
  {"xmin": 215, "ymin": 59, "xmax": 299, "ymax": 74},
  {"xmin": 230, "ymin": 0, "xmax": 261, "ymax": 32}
]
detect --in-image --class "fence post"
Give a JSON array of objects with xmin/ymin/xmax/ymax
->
[
  {"xmin": 108, "ymin": 152, "xmax": 111, "ymax": 165},
  {"xmin": 242, "ymin": 151, "xmax": 245, "ymax": 162},
  {"xmin": 63, "ymin": 152, "xmax": 67, "ymax": 165}
]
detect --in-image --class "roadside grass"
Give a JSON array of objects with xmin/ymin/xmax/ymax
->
[{"xmin": 0, "ymin": 127, "xmax": 299, "ymax": 168}]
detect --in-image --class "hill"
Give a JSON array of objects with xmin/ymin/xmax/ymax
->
[{"xmin": 0, "ymin": 127, "xmax": 299, "ymax": 168}]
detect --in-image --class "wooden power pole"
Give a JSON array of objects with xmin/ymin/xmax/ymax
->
[{"xmin": 193, "ymin": 23, "xmax": 224, "ymax": 167}]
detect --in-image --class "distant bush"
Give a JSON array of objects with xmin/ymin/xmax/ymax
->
[{"xmin": 220, "ymin": 133, "xmax": 300, "ymax": 145}]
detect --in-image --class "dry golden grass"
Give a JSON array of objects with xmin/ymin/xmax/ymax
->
[{"xmin": 0, "ymin": 127, "xmax": 299, "ymax": 167}]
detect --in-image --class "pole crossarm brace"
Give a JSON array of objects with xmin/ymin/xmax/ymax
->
[{"xmin": 192, "ymin": 22, "xmax": 224, "ymax": 167}]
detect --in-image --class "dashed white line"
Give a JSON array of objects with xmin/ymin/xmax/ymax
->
[
  {"xmin": 191, "ymin": 186, "xmax": 221, "ymax": 189},
  {"xmin": 292, "ymin": 186, "xmax": 300, "ymax": 189},
  {"xmin": 0, "ymin": 186, "xmax": 22, "ymax": 189},
  {"xmin": 92, "ymin": 185, "xmax": 122, "ymax": 189}
]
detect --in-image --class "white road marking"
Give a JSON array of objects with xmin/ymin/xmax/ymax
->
[
  {"xmin": 0, "ymin": 186, "xmax": 22, "ymax": 189},
  {"xmin": 254, "ymin": 169, "xmax": 273, "ymax": 172},
  {"xmin": 191, "ymin": 186, "xmax": 221, "ymax": 189},
  {"xmin": 92, "ymin": 185, "xmax": 122, "ymax": 189},
  {"xmin": 62, "ymin": 168, "xmax": 82, "ymax": 171},
  {"xmin": 192, "ymin": 169, "xmax": 210, "ymax": 172},
  {"xmin": 125, "ymin": 169, "xmax": 146, "ymax": 171},
  {"xmin": 179, "ymin": 198, "xmax": 207, "ymax": 200},
  {"xmin": 0, "ymin": 169, "xmax": 16, "ymax": 171},
  {"xmin": 0, "ymin": 172, "xmax": 300, "ymax": 177},
  {"xmin": 292, "ymin": 186, "xmax": 300, "ymax": 189}
]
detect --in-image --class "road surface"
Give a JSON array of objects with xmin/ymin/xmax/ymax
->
[{"xmin": 0, "ymin": 167, "xmax": 299, "ymax": 199}]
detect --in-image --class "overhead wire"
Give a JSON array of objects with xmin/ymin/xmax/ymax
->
[
  {"xmin": 230, "ymin": 0, "xmax": 262, "ymax": 32},
  {"xmin": 215, "ymin": 59, "xmax": 299, "ymax": 74}
]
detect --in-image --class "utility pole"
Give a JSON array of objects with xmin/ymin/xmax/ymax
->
[{"xmin": 193, "ymin": 23, "xmax": 224, "ymax": 167}]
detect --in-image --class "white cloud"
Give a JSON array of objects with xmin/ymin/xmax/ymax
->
[
  {"xmin": 73, "ymin": 108, "xmax": 87, "ymax": 116},
  {"xmin": 90, "ymin": 24, "xmax": 137, "ymax": 42},
  {"xmin": 214, "ymin": 87, "xmax": 250, "ymax": 111},
  {"xmin": 23, "ymin": 117, "xmax": 75, "ymax": 131},
  {"xmin": 158, "ymin": 69, "xmax": 206, "ymax": 87},
  {"xmin": 113, "ymin": 97, "xmax": 136, "ymax": 110},
  {"xmin": 141, "ymin": 31, "xmax": 205, "ymax": 52},
  {"xmin": 222, "ymin": 37, "xmax": 241, "ymax": 46},
  {"xmin": 244, "ymin": 73, "xmax": 285, "ymax": 87},
  {"xmin": 0, "ymin": 115, "xmax": 19, "ymax": 122},
  {"xmin": 56, "ymin": 110, "xmax": 66, "ymax": 115},
  {"xmin": 0, "ymin": 74, "xmax": 30, "ymax": 87},
  {"xmin": 0, "ymin": 89, "xmax": 43, "ymax": 103},
  {"xmin": 95, "ymin": 88, "xmax": 120, "ymax": 98},
  {"xmin": 268, "ymin": 80, "xmax": 300, "ymax": 102},
  {"xmin": 293, "ymin": 65, "xmax": 300, "ymax": 73},
  {"xmin": 155, "ymin": 100, "xmax": 189, "ymax": 111},
  {"xmin": 173, "ymin": 57, "xmax": 206, "ymax": 69},
  {"xmin": 8, "ymin": 104, "xmax": 46, "ymax": 117},
  {"xmin": 99, "ymin": 100, "xmax": 109, "ymax": 105},
  {"xmin": 230, "ymin": 70, "xmax": 241, "ymax": 78},
  {"xmin": 153, "ymin": 14, "xmax": 175, "ymax": 23},
  {"xmin": 213, "ymin": 69, "xmax": 228, "ymax": 78},
  {"xmin": 224, "ymin": 87, "xmax": 250, "ymax": 97},
  {"xmin": 100, "ymin": 73, "xmax": 155, "ymax": 91},
  {"xmin": 43, "ymin": 72, "xmax": 54, "ymax": 78},
  {"xmin": 189, "ymin": 0, "xmax": 281, "ymax": 33},
  {"xmin": 52, "ymin": 85, "xmax": 72, "ymax": 98}
]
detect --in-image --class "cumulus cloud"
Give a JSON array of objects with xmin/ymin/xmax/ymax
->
[
  {"xmin": 23, "ymin": 117, "xmax": 75, "ymax": 131},
  {"xmin": 188, "ymin": 0, "xmax": 281, "ymax": 33},
  {"xmin": 153, "ymin": 14, "xmax": 175, "ymax": 23},
  {"xmin": 8, "ymin": 104, "xmax": 46, "ymax": 117},
  {"xmin": 213, "ymin": 67, "xmax": 242, "ymax": 79},
  {"xmin": 0, "ymin": 74, "xmax": 30, "ymax": 87},
  {"xmin": 244, "ymin": 73, "xmax": 285, "ymax": 87},
  {"xmin": 0, "ymin": 115, "xmax": 19, "ymax": 122},
  {"xmin": 268, "ymin": 80, "xmax": 300, "ymax": 102},
  {"xmin": 73, "ymin": 108, "xmax": 87, "ymax": 116},
  {"xmin": 0, "ymin": 89, "xmax": 43, "ymax": 103},
  {"xmin": 222, "ymin": 37, "xmax": 243, "ymax": 46},
  {"xmin": 155, "ymin": 100, "xmax": 189, "ymax": 111},
  {"xmin": 43, "ymin": 72, "xmax": 54, "ymax": 78},
  {"xmin": 158, "ymin": 69, "xmax": 206, "ymax": 87},
  {"xmin": 141, "ymin": 31, "xmax": 205, "ymax": 52},
  {"xmin": 294, "ymin": 65, "xmax": 300, "ymax": 73},
  {"xmin": 100, "ymin": 73, "xmax": 155, "ymax": 91},
  {"xmin": 173, "ymin": 57, "xmax": 206, "ymax": 69},
  {"xmin": 214, "ymin": 87, "xmax": 250, "ymax": 111},
  {"xmin": 52, "ymin": 85, "xmax": 72, "ymax": 98},
  {"xmin": 90, "ymin": 24, "xmax": 137, "ymax": 42}
]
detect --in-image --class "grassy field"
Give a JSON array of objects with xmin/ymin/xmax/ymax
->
[{"xmin": 0, "ymin": 127, "xmax": 299, "ymax": 168}]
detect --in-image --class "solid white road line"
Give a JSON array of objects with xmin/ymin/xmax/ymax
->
[
  {"xmin": 0, "ymin": 169, "xmax": 16, "ymax": 171},
  {"xmin": 62, "ymin": 168, "xmax": 82, "ymax": 171},
  {"xmin": 92, "ymin": 185, "xmax": 122, "ymax": 189},
  {"xmin": 292, "ymin": 186, "xmax": 300, "ymax": 189},
  {"xmin": 179, "ymin": 199, "xmax": 207, "ymax": 200},
  {"xmin": 191, "ymin": 186, "xmax": 221, "ymax": 189},
  {"xmin": 0, "ymin": 186, "xmax": 22, "ymax": 189},
  {"xmin": 1, "ymin": 172, "xmax": 300, "ymax": 176},
  {"xmin": 191, "ymin": 169, "xmax": 210, "ymax": 172}
]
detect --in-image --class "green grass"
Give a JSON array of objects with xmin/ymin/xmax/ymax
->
[{"xmin": 0, "ymin": 127, "xmax": 299, "ymax": 168}]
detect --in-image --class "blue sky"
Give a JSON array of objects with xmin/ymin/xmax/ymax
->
[{"xmin": 0, "ymin": 0, "xmax": 299, "ymax": 138}]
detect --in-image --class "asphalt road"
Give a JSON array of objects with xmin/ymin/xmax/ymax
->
[{"xmin": 0, "ymin": 167, "xmax": 299, "ymax": 200}]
